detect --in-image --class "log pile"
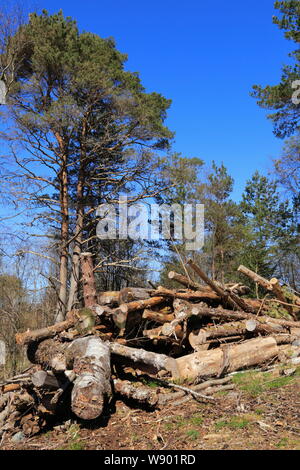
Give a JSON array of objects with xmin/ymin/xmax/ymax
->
[{"xmin": 1, "ymin": 257, "xmax": 300, "ymax": 440}]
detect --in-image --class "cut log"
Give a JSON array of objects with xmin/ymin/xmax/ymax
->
[
  {"xmin": 189, "ymin": 319, "xmax": 285, "ymax": 349},
  {"xmin": 68, "ymin": 337, "xmax": 112, "ymax": 420},
  {"xmin": 97, "ymin": 291, "xmax": 120, "ymax": 307},
  {"xmin": 113, "ymin": 296, "xmax": 166, "ymax": 334},
  {"xmin": 110, "ymin": 342, "xmax": 178, "ymax": 376},
  {"xmin": 27, "ymin": 339, "xmax": 67, "ymax": 372},
  {"xmin": 173, "ymin": 298, "xmax": 195, "ymax": 320},
  {"xmin": 174, "ymin": 336, "xmax": 279, "ymax": 380},
  {"xmin": 119, "ymin": 296, "xmax": 166, "ymax": 314},
  {"xmin": 31, "ymin": 371, "xmax": 61, "ymax": 389},
  {"xmin": 143, "ymin": 326, "xmax": 163, "ymax": 339},
  {"xmin": 191, "ymin": 305, "xmax": 300, "ymax": 329},
  {"xmin": 81, "ymin": 252, "xmax": 97, "ymax": 308},
  {"xmin": 154, "ymin": 286, "xmax": 220, "ymax": 302},
  {"xmin": 161, "ymin": 322, "xmax": 184, "ymax": 339},
  {"xmin": 113, "ymin": 379, "xmax": 159, "ymax": 407},
  {"xmin": 168, "ymin": 271, "xmax": 203, "ymax": 290},
  {"xmin": 187, "ymin": 260, "xmax": 256, "ymax": 313},
  {"xmin": 16, "ymin": 313, "xmax": 77, "ymax": 346},
  {"xmin": 142, "ymin": 309, "xmax": 174, "ymax": 324},
  {"xmin": 118, "ymin": 287, "xmax": 152, "ymax": 304},
  {"xmin": 237, "ymin": 265, "xmax": 272, "ymax": 290}
]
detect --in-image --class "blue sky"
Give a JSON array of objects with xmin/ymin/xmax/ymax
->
[{"xmin": 30, "ymin": 0, "xmax": 293, "ymax": 199}]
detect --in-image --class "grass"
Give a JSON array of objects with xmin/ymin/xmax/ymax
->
[
  {"xmin": 186, "ymin": 429, "xmax": 200, "ymax": 441},
  {"xmin": 232, "ymin": 368, "xmax": 300, "ymax": 397},
  {"xmin": 61, "ymin": 424, "xmax": 86, "ymax": 451},
  {"xmin": 215, "ymin": 416, "xmax": 251, "ymax": 431},
  {"xmin": 190, "ymin": 416, "xmax": 203, "ymax": 426}
]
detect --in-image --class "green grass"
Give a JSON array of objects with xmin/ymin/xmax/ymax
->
[
  {"xmin": 232, "ymin": 369, "xmax": 300, "ymax": 397},
  {"xmin": 215, "ymin": 416, "xmax": 251, "ymax": 430},
  {"xmin": 275, "ymin": 438, "xmax": 289, "ymax": 449},
  {"xmin": 186, "ymin": 429, "xmax": 200, "ymax": 440},
  {"xmin": 190, "ymin": 416, "xmax": 203, "ymax": 426}
]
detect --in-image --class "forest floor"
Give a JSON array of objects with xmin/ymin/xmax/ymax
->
[{"xmin": 1, "ymin": 365, "xmax": 300, "ymax": 451}]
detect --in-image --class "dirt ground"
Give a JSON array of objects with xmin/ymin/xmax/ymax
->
[{"xmin": 1, "ymin": 366, "xmax": 300, "ymax": 451}]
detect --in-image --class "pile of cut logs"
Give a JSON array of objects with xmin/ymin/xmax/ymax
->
[{"xmin": 1, "ymin": 254, "xmax": 300, "ymax": 439}]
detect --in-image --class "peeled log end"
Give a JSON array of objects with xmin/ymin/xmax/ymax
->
[{"xmin": 71, "ymin": 375, "xmax": 106, "ymax": 420}]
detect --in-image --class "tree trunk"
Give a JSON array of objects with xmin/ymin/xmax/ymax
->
[
  {"xmin": 55, "ymin": 141, "xmax": 69, "ymax": 323},
  {"xmin": 174, "ymin": 336, "xmax": 279, "ymax": 380},
  {"xmin": 81, "ymin": 252, "xmax": 98, "ymax": 308}
]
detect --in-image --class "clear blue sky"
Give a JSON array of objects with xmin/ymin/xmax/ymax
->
[{"xmin": 35, "ymin": 0, "xmax": 292, "ymax": 200}]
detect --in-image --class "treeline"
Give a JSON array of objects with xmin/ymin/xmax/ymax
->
[{"xmin": 0, "ymin": 2, "xmax": 299, "ymax": 379}]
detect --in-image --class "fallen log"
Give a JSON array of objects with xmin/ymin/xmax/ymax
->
[
  {"xmin": 142, "ymin": 309, "xmax": 174, "ymax": 324},
  {"xmin": 173, "ymin": 336, "xmax": 279, "ymax": 380},
  {"xmin": 113, "ymin": 379, "xmax": 159, "ymax": 407},
  {"xmin": 154, "ymin": 286, "xmax": 220, "ymax": 302},
  {"xmin": 143, "ymin": 326, "xmax": 163, "ymax": 339},
  {"xmin": 110, "ymin": 342, "xmax": 178, "ymax": 376},
  {"xmin": 97, "ymin": 291, "xmax": 120, "ymax": 307},
  {"xmin": 68, "ymin": 337, "xmax": 112, "ymax": 420},
  {"xmin": 118, "ymin": 287, "xmax": 152, "ymax": 304},
  {"xmin": 188, "ymin": 260, "xmax": 257, "ymax": 313},
  {"xmin": 189, "ymin": 319, "xmax": 285, "ymax": 349},
  {"xmin": 119, "ymin": 296, "xmax": 166, "ymax": 314},
  {"xmin": 16, "ymin": 312, "xmax": 77, "ymax": 346},
  {"xmin": 191, "ymin": 305, "xmax": 300, "ymax": 329},
  {"xmin": 113, "ymin": 296, "xmax": 166, "ymax": 334},
  {"xmin": 27, "ymin": 339, "xmax": 68, "ymax": 372},
  {"xmin": 168, "ymin": 271, "xmax": 203, "ymax": 290}
]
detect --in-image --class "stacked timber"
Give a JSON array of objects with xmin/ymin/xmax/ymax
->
[{"xmin": 1, "ymin": 257, "xmax": 300, "ymax": 439}]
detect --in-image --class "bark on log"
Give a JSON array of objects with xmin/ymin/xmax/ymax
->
[
  {"xmin": 142, "ymin": 309, "xmax": 174, "ymax": 324},
  {"xmin": 189, "ymin": 319, "xmax": 285, "ymax": 349},
  {"xmin": 81, "ymin": 252, "xmax": 97, "ymax": 308},
  {"xmin": 191, "ymin": 305, "xmax": 300, "ymax": 329},
  {"xmin": 119, "ymin": 296, "xmax": 166, "ymax": 314},
  {"xmin": 16, "ymin": 313, "xmax": 77, "ymax": 346},
  {"xmin": 187, "ymin": 260, "xmax": 256, "ymax": 313},
  {"xmin": 237, "ymin": 265, "xmax": 272, "ymax": 290},
  {"xmin": 69, "ymin": 337, "xmax": 112, "ymax": 420},
  {"xmin": 143, "ymin": 326, "xmax": 163, "ymax": 339},
  {"xmin": 27, "ymin": 339, "xmax": 68, "ymax": 372},
  {"xmin": 113, "ymin": 379, "xmax": 159, "ymax": 407},
  {"xmin": 113, "ymin": 296, "xmax": 166, "ymax": 333},
  {"xmin": 110, "ymin": 342, "xmax": 178, "ymax": 375},
  {"xmin": 118, "ymin": 287, "xmax": 152, "ymax": 304},
  {"xmin": 168, "ymin": 271, "xmax": 203, "ymax": 290},
  {"xmin": 174, "ymin": 336, "xmax": 279, "ymax": 380},
  {"xmin": 154, "ymin": 286, "xmax": 220, "ymax": 302},
  {"xmin": 97, "ymin": 291, "xmax": 120, "ymax": 308},
  {"xmin": 161, "ymin": 322, "xmax": 184, "ymax": 339}
]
